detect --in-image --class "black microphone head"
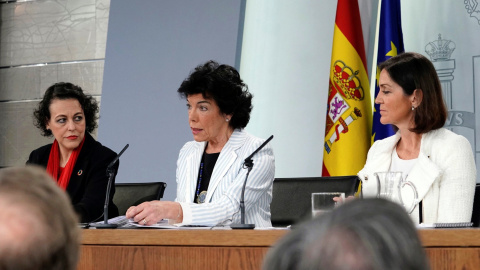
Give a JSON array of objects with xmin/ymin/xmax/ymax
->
[{"xmin": 107, "ymin": 143, "xmax": 129, "ymax": 169}]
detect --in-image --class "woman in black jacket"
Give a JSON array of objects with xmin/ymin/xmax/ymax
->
[{"xmin": 27, "ymin": 82, "xmax": 119, "ymax": 223}]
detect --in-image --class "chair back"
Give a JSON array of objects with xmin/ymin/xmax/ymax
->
[
  {"xmin": 472, "ymin": 184, "xmax": 480, "ymax": 227},
  {"xmin": 271, "ymin": 176, "xmax": 360, "ymax": 227},
  {"xmin": 113, "ymin": 182, "xmax": 167, "ymax": 215}
]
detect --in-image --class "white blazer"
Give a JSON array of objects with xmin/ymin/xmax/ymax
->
[
  {"xmin": 175, "ymin": 129, "xmax": 275, "ymax": 227},
  {"xmin": 358, "ymin": 128, "xmax": 476, "ymax": 224}
]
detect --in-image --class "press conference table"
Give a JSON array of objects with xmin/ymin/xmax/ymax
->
[{"xmin": 79, "ymin": 228, "xmax": 480, "ymax": 270}]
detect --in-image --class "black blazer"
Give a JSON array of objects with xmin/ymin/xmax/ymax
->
[{"xmin": 27, "ymin": 133, "xmax": 119, "ymax": 223}]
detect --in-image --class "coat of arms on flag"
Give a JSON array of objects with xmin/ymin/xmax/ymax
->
[{"xmin": 324, "ymin": 60, "xmax": 365, "ymax": 154}]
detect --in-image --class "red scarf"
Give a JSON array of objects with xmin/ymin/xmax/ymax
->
[{"xmin": 46, "ymin": 137, "xmax": 85, "ymax": 190}]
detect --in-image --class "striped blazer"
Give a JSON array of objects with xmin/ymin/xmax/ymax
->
[{"xmin": 175, "ymin": 129, "xmax": 275, "ymax": 227}]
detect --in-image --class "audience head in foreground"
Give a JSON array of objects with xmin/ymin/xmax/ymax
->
[
  {"xmin": 0, "ymin": 166, "xmax": 80, "ymax": 270},
  {"xmin": 263, "ymin": 198, "xmax": 430, "ymax": 270}
]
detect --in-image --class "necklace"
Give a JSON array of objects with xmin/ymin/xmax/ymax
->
[{"xmin": 196, "ymin": 161, "xmax": 207, "ymax": 203}]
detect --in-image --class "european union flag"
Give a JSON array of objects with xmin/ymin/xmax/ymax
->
[{"xmin": 372, "ymin": 0, "xmax": 404, "ymax": 142}]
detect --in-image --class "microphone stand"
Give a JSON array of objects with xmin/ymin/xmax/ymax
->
[
  {"xmin": 91, "ymin": 144, "xmax": 129, "ymax": 229},
  {"xmin": 230, "ymin": 159, "xmax": 255, "ymax": 229},
  {"xmin": 231, "ymin": 135, "xmax": 273, "ymax": 230}
]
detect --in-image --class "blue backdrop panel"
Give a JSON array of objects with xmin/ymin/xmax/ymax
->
[{"xmin": 99, "ymin": 0, "xmax": 244, "ymax": 201}]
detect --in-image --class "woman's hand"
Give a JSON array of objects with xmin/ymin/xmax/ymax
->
[{"xmin": 125, "ymin": 201, "xmax": 183, "ymax": 226}]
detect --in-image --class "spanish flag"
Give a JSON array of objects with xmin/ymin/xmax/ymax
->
[{"xmin": 322, "ymin": 0, "xmax": 372, "ymax": 176}]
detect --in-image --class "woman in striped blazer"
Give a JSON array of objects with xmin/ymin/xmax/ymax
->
[{"xmin": 127, "ymin": 61, "xmax": 275, "ymax": 227}]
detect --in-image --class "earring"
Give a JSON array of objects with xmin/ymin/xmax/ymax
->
[
  {"xmin": 226, "ymin": 118, "xmax": 230, "ymax": 122},
  {"xmin": 411, "ymin": 106, "xmax": 415, "ymax": 111}
]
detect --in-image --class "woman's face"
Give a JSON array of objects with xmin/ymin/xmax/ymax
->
[
  {"xmin": 46, "ymin": 98, "xmax": 86, "ymax": 154},
  {"xmin": 186, "ymin": 93, "xmax": 231, "ymax": 143},
  {"xmin": 375, "ymin": 70, "xmax": 415, "ymax": 129}
]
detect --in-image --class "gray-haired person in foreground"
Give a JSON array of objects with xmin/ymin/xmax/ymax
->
[
  {"xmin": 263, "ymin": 198, "xmax": 430, "ymax": 270},
  {"xmin": 0, "ymin": 166, "xmax": 80, "ymax": 270}
]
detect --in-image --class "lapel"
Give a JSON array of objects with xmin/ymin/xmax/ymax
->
[
  {"xmin": 402, "ymin": 131, "xmax": 440, "ymax": 202},
  {"xmin": 359, "ymin": 132, "xmax": 399, "ymax": 180},
  {"xmin": 360, "ymin": 131, "xmax": 441, "ymax": 204},
  {"xmin": 205, "ymin": 129, "xmax": 246, "ymax": 202},
  {"xmin": 185, "ymin": 141, "xmax": 206, "ymax": 202},
  {"xmin": 66, "ymin": 133, "xmax": 95, "ymax": 198}
]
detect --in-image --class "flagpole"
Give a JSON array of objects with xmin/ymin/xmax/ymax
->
[{"xmin": 369, "ymin": 0, "xmax": 382, "ymax": 109}]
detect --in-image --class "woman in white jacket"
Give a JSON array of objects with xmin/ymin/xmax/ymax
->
[
  {"xmin": 358, "ymin": 52, "xmax": 476, "ymax": 224},
  {"xmin": 126, "ymin": 61, "xmax": 275, "ymax": 226}
]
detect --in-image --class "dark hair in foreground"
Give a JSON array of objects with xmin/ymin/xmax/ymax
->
[
  {"xmin": 379, "ymin": 52, "xmax": 447, "ymax": 134},
  {"xmin": 0, "ymin": 166, "xmax": 80, "ymax": 270},
  {"xmin": 263, "ymin": 198, "xmax": 430, "ymax": 270},
  {"xmin": 34, "ymin": 82, "xmax": 99, "ymax": 137},
  {"xmin": 177, "ymin": 60, "xmax": 253, "ymax": 129}
]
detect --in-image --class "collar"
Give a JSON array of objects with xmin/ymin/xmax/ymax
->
[{"xmin": 186, "ymin": 129, "xmax": 247, "ymax": 202}]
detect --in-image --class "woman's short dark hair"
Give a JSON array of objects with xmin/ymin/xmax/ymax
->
[
  {"xmin": 177, "ymin": 60, "xmax": 253, "ymax": 129},
  {"xmin": 33, "ymin": 82, "xmax": 99, "ymax": 137},
  {"xmin": 379, "ymin": 52, "xmax": 447, "ymax": 134}
]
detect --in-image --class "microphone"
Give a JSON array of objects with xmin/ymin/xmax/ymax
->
[
  {"xmin": 231, "ymin": 135, "xmax": 274, "ymax": 229},
  {"xmin": 91, "ymin": 144, "xmax": 129, "ymax": 229},
  {"xmin": 107, "ymin": 144, "xmax": 129, "ymax": 171}
]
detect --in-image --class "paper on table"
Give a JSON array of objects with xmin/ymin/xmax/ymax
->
[
  {"xmin": 89, "ymin": 215, "xmax": 130, "ymax": 227},
  {"xmin": 417, "ymin": 222, "xmax": 473, "ymax": 228},
  {"xmin": 254, "ymin": 226, "xmax": 291, "ymax": 230},
  {"xmin": 129, "ymin": 219, "xmax": 218, "ymax": 229},
  {"xmin": 128, "ymin": 219, "xmax": 178, "ymax": 229}
]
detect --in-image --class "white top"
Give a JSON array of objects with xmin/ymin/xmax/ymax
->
[
  {"xmin": 390, "ymin": 147, "xmax": 417, "ymax": 181},
  {"xmin": 389, "ymin": 147, "xmax": 419, "ymax": 220}
]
